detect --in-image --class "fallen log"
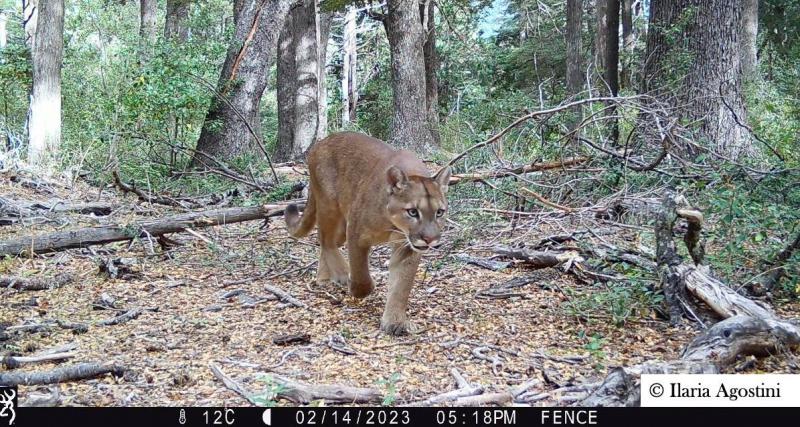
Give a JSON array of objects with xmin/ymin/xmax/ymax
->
[
  {"xmin": 0, "ymin": 273, "xmax": 73, "ymax": 291},
  {"xmin": 2, "ymin": 351, "xmax": 76, "ymax": 369},
  {"xmin": 0, "ymin": 203, "xmax": 300, "ymax": 256},
  {"xmin": 751, "ymin": 230, "xmax": 800, "ymax": 295},
  {"xmin": 113, "ymin": 170, "xmax": 240, "ymax": 209},
  {"xmin": 492, "ymin": 246, "xmax": 582, "ymax": 269},
  {"xmin": 579, "ymin": 192, "xmax": 800, "ymax": 407},
  {"xmin": 0, "ymin": 362, "xmax": 125, "ymax": 386}
]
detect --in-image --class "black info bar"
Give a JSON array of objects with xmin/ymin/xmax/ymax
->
[{"xmin": 5, "ymin": 407, "xmax": 799, "ymax": 427}]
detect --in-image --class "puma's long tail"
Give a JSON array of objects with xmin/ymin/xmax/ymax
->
[{"xmin": 284, "ymin": 190, "xmax": 316, "ymax": 238}]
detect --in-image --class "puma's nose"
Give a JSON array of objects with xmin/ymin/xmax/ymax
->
[{"xmin": 422, "ymin": 236, "xmax": 439, "ymax": 246}]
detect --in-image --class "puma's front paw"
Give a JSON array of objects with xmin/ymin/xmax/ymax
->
[
  {"xmin": 380, "ymin": 318, "xmax": 417, "ymax": 336},
  {"xmin": 349, "ymin": 279, "xmax": 375, "ymax": 298}
]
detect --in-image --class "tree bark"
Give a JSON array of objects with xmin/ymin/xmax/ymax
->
[
  {"xmin": 275, "ymin": 8, "xmax": 296, "ymax": 162},
  {"xmin": 566, "ymin": 0, "xmax": 583, "ymax": 95},
  {"xmin": 341, "ymin": 6, "xmax": 358, "ymax": 126},
  {"xmin": 595, "ymin": 0, "xmax": 608, "ymax": 80},
  {"xmin": 165, "ymin": 0, "xmax": 191, "ymax": 43},
  {"xmin": 644, "ymin": 0, "xmax": 752, "ymax": 159},
  {"xmin": 620, "ymin": 0, "xmax": 634, "ymax": 88},
  {"xmin": 421, "ymin": 0, "xmax": 440, "ymax": 145},
  {"xmin": 27, "ymin": 0, "xmax": 64, "ymax": 167},
  {"xmin": 384, "ymin": 0, "xmax": 434, "ymax": 151},
  {"xmin": 740, "ymin": 0, "xmax": 759, "ymax": 79},
  {"xmin": 292, "ymin": 0, "xmax": 320, "ymax": 160},
  {"xmin": 139, "ymin": 0, "xmax": 158, "ymax": 54},
  {"xmin": 192, "ymin": 0, "xmax": 292, "ymax": 167},
  {"xmin": 316, "ymin": 8, "xmax": 332, "ymax": 142}
]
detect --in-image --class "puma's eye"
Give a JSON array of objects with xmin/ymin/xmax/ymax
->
[
  {"xmin": 436, "ymin": 209, "xmax": 446, "ymax": 218},
  {"xmin": 406, "ymin": 208, "xmax": 419, "ymax": 218}
]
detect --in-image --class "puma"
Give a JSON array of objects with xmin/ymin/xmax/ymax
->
[{"xmin": 284, "ymin": 132, "xmax": 451, "ymax": 335}]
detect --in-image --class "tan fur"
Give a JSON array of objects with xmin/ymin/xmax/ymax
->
[{"xmin": 285, "ymin": 132, "xmax": 451, "ymax": 335}]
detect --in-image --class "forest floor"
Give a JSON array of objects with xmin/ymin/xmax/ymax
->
[{"xmin": 1, "ymin": 170, "xmax": 797, "ymax": 407}]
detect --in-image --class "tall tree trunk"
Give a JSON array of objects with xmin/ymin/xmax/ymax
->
[
  {"xmin": 740, "ymin": 0, "xmax": 759, "ymax": 79},
  {"xmin": 191, "ymin": 0, "xmax": 292, "ymax": 167},
  {"xmin": 140, "ymin": 0, "xmax": 158, "ymax": 56},
  {"xmin": 27, "ymin": 0, "xmax": 64, "ymax": 167},
  {"xmin": 421, "ymin": 0, "xmax": 440, "ymax": 145},
  {"xmin": 384, "ymin": 0, "xmax": 434, "ymax": 151},
  {"xmin": 22, "ymin": 0, "xmax": 37, "ymax": 48},
  {"xmin": 566, "ymin": 0, "xmax": 583, "ymax": 95},
  {"xmin": 644, "ymin": 0, "xmax": 752, "ymax": 159},
  {"xmin": 565, "ymin": 0, "xmax": 583, "ymax": 141},
  {"xmin": 316, "ymin": 9, "xmax": 332, "ymax": 142},
  {"xmin": 0, "ymin": 12, "xmax": 8, "ymax": 49},
  {"xmin": 341, "ymin": 6, "xmax": 358, "ymax": 126},
  {"xmin": 165, "ymin": 0, "xmax": 191, "ymax": 43},
  {"xmin": 292, "ymin": 0, "xmax": 320, "ymax": 160},
  {"xmin": 596, "ymin": 0, "xmax": 619, "ymax": 96},
  {"xmin": 621, "ymin": 0, "xmax": 633, "ymax": 88},
  {"xmin": 275, "ymin": 9, "xmax": 296, "ymax": 162}
]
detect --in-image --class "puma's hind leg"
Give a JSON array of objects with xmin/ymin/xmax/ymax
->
[{"xmin": 316, "ymin": 208, "xmax": 349, "ymax": 287}]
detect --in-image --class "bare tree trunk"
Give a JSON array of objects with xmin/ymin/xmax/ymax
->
[
  {"xmin": 621, "ymin": 0, "xmax": 633, "ymax": 88},
  {"xmin": 292, "ymin": 0, "xmax": 320, "ymax": 159},
  {"xmin": 275, "ymin": 9, "xmax": 296, "ymax": 162},
  {"xmin": 595, "ymin": 0, "xmax": 608, "ymax": 81},
  {"xmin": 644, "ymin": 0, "xmax": 752, "ymax": 159},
  {"xmin": 0, "ymin": 12, "xmax": 7, "ymax": 49},
  {"xmin": 566, "ymin": 0, "xmax": 583, "ymax": 95},
  {"xmin": 22, "ymin": 0, "xmax": 37, "ymax": 48},
  {"xmin": 139, "ymin": 0, "xmax": 158, "ymax": 56},
  {"xmin": 421, "ymin": 0, "xmax": 439, "ymax": 145},
  {"xmin": 384, "ymin": 0, "xmax": 434, "ymax": 151},
  {"xmin": 165, "ymin": 0, "xmax": 191, "ymax": 43},
  {"xmin": 191, "ymin": 0, "xmax": 292, "ymax": 167},
  {"xmin": 27, "ymin": 0, "xmax": 64, "ymax": 167},
  {"xmin": 740, "ymin": 0, "xmax": 759, "ymax": 79},
  {"xmin": 316, "ymin": 9, "xmax": 331, "ymax": 142},
  {"xmin": 341, "ymin": 6, "xmax": 357, "ymax": 126}
]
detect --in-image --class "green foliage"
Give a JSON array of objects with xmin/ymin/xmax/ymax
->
[
  {"xmin": 376, "ymin": 372, "xmax": 401, "ymax": 406},
  {"xmin": 251, "ymin": 374, "xmax": 288, "ymax": 407}
]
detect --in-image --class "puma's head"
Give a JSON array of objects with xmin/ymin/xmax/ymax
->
[{"xmin": 385, "ymin": 165, "xmax": 451, "ymax": 253}]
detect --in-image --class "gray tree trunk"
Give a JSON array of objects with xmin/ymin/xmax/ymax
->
[
  {"xmin": 192, "ymin": 0, "xmax": 292, "ymax": 167},
  {"xmin": 292, "ymin": 0, "xmax": 320, "ymax": 160},
  {"xmin": 595, "ymin": 0, "xmax": 608, "ymax": 80},
  {"xmin": 140, "ymin": 0, "xmax": 158, "ymax": 55},
  {"xmin": 644, "ymin": 0, "xmax": 753, "ymax": 159},
  {"xmin": 421, "ymin": 0, "xmax": 440, "ymax": 145},
  {"xmin": 165, "ymin": 0, "xmax": 191, "ymax": 42},
  {"xmin": 384, "ymin": 0, "xmax": 434, "ymax": 152},
  {"xmin": 341, "ymin": 6, "xmax": 358, "ymax": 126},
  {"xmin": 275, "ymin": 8, "xmax": 296, "ymax": 162},
  {"xmin": 740, "ymin": 0, "xmax": 758, "ymax": 79},
  {"xmin": 316, "ymin": 9, "xmax": 332, "ymax": 142},
  {"xmin": 0, "ymin": 12, "xmax": 8, "ymax": 49},
  {"xmin": 621, "ymin": 0, "xmax": 633, "ymax": 88},
  {"xmin": 27, "ymin": 0, "xmax": 64, "ymax": 167}
]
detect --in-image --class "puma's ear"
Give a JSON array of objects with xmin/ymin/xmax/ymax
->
[
  {"xmin": 433, "ymin": 166, "xmax": 451, "ymax": 194},
  {"xmin": 386, "ymin": 165, "xmax": 409, "ymax": 193}
]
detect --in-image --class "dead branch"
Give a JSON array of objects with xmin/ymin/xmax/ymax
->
[
  {"xmin": 451, "ymin": 391, "xmax": 513, "ymax": 407},
  {"xmin": 0, "ymin": 362, "xmax": 125, "ymax": 386},
  {"xmin": 267, "ymin": 373, "xmax": 383, "ymax": 404},
  {"xmin": 0, "ymin": 273, "xmax": 73, "ymax": 291},
  {"xmin": 0, "ymin": 203, "xmax": 299, "ymax": 256},
  {"xmin": 113, "ymin": 169, "xmax": 236, "ymax": 209},
  {"xmin": 209, "ymin": 363, "xmax": 255, "ymax": 403},
  {"xmin": 97, "ymin": 308, "xmax": 143, "ymax": 326},
  {"xmin": 264, "ymin": 285, "xmax": 307, "ymax": 308},
  {"xmin": 3, "ymin": 351, "xmax": 75, "ymax": 368},
  {"xmin": 448, "ymin": 156, "xmax": 590, "ymax": 185},
  {"xmin": 492, "ymin": 246, "xmax": 583, "ymax": 269}
]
